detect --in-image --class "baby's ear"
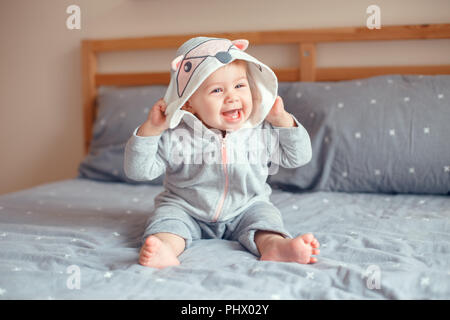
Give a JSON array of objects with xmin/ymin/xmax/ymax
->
[
  {"xmin": 181, "ymin": 100, "xmax": 192, "ymax": 111},
  {"xmin": 171, "ymin": 55, "xmax": 184, "ymax": 72},
  {"xmin": 232, "ymin": 39, "xmax": 249, "ymax": 51}
]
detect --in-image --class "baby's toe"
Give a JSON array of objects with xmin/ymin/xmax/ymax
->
[
  {"xmin": 309, "ymin": 256, "xmax": 318, "ymax": 264},
  {"xmin": 145, "ymin": 236, "xmax": 162, "ymax": 251},
  {"xmin": 311, "ymin": 238, "xmax": 320, "ymax": 248},
  {"xmin": 301, "ymin": 233, "xmax": 314, "ymax": 244},
  {"xmin": 312, "ymin": 248, "xmax": 320, "ymax": 255},
  {"xmin": 139, "ymin": 251, "xmax": 150, "ymax": 264}
]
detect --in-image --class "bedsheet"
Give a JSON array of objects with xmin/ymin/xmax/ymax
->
[{"xmin": 0, "ymin": 178, "xmax": 449, "ymax": 299}]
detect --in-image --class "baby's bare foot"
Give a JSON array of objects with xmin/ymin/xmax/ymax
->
[
  {"xmin": 260, "ymin": 233, "xmax": 320, "ymax": 264},
  {"xmin": 139, "ymin": 236, "xmax": 180, "ymax": 269}
]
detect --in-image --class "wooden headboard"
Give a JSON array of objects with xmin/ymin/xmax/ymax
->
[{"xmin": 81, "ymin": 23, "xmax": 450, "ymax": 154}]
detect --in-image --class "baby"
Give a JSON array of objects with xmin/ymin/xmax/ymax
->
[{"xmin": 124, "ymin": 37, "xmax": 319, "ymax": 269}]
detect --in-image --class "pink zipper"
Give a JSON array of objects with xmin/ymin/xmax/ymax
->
[{"xmin": 212, "ymin": 135, "xmax": 229, "ymax": 222}]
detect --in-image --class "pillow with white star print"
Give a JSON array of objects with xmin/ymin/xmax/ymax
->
[
  {"xmin": 78, "ymin": 85, "xmax": 167, "ymax": 185},
  {"xmin": 268, "ymin": 74, "xmax": 450, "ymax": 195}
]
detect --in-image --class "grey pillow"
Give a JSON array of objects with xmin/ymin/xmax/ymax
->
[
  {"xmin": 78, "ymin": 85, "xmax": 167, "ymax": 184},
  {"xmin": 269, "ymin": 75, "xmax": 450, "ymax": 195}
]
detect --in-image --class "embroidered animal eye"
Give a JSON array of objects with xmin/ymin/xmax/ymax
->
[{"xmin": 184, "ymin": 61, "xmax": 192, "ymax": 72}]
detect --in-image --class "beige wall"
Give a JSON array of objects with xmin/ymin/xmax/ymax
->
[{"xmin": 0, "ymin": 0, "xmax": 449, "ymax": 195}]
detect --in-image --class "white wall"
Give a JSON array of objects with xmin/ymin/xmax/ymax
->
[{"xmin": 1, "ymin": 0, "xmax": 449, "ymax": 194}]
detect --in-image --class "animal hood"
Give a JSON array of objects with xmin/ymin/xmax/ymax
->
[{"xmin": 163, "ymin": 37, "xmax": 278, "ymax": 131}]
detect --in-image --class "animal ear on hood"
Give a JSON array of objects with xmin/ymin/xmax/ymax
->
[
  {"xmin": 171, "ymin": 55, "xmax": 184, "ymax": 72},
  {"xmin": 232, "ymin": 39, "xmax": 249, "ymax": 51}
]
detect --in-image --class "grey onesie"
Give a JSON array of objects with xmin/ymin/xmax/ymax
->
[{"xmin": 123, "ymin": 36, "xmax": 312, "ymax": 256}]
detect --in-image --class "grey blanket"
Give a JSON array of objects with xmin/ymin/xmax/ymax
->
[{"xmin": 0, "ymin": 178, "xmax": 448, "ymax": 299}]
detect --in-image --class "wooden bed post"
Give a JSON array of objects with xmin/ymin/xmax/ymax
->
[
  {"xmin": 299, "ymin": 43, "xmax": 317, "ymax": 82},
  {"xmin": 80, "ymin": 24, "xmax": 450, "ymax": 152},
  {"xmin": 81, "ymin": 40, "xmax": 97, "ymax": 155}
]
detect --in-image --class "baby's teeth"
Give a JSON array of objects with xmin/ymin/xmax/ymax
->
[{"xmin": 223, "ymin": 109, "xmax": 240, "ymax": 119}]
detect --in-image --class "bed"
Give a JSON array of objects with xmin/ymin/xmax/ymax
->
[{"xmin": 1, "ymin": 24, "xmax": 449, "ymax": 300}]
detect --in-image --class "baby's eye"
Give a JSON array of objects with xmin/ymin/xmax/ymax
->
[
  {"xmin": 235, "ymin": 83, "xmax": 246, "ymax": 89},
  {"xmin": 211, "ymin": 88, "xmax": 222, "ymax": 93}
]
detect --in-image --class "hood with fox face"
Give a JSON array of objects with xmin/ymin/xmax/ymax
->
[{"xmin": 163, "ymin": 37, "xmax": 278, "ymax": 131}]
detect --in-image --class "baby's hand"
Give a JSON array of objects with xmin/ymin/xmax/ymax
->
[
  {"xmin": 265, "ymin": 96, "xmax": 296, "ymax": 127},
  {"xmin": 137, "ymin": 98, "xmax": 170, "ymax": 136}
]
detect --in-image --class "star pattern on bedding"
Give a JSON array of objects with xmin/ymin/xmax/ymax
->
[
  {"xmin": 0, "ymin": 184, "xmax": 448, "ymax": 300},
  {"xmin": 420, "ymin": 277, "xmax": 430, "ymax": 287},
  {"xmin": 251, "ymin": 268, "xmax": 262, "ymax": 275},
  {"xmin": 99, "ymin": 118, "xmax": 107, "ymax": 126},
  {"xmin": 104, "ymin": 271, "xmax": 113, "ymax": 278},
  {"xmin": 3, "ymin": 74, "xmax": 449, "ymax": 298},
  {"xmin": 298, "ymin": 76, "xmax": 449, "ymax": 189}
]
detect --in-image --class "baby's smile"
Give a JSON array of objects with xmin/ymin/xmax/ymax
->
[
  {"xmin": 221, "ymin": 108, "xmax": 243, "ymax": 122},
  {"xmin": 182, "ymin": 60, "xmax": 253, "ymax": 133}
]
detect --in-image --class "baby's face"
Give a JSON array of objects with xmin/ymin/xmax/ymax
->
[{"xmin": 182, "ymin": 60, "xmax": 253, "ymax": 132}]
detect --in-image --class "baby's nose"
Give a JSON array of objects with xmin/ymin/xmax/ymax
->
[{"xmin": 225, "ymin": 95, "xmax": 239, "ymax": 104}]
